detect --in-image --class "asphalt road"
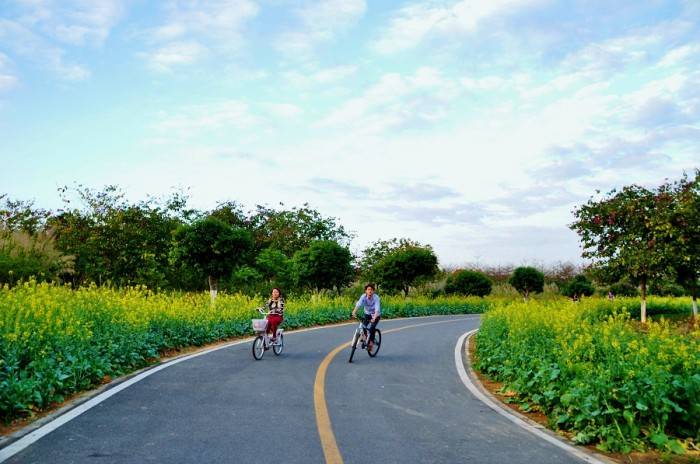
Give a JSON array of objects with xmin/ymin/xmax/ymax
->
[{"xmin": 5, "ymin": 315, "xmax": 585, "ymax": 464}]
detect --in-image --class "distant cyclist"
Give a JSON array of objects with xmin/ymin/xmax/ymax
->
[{"xmin": 351, "ymin": 283, "xmax": 381, "ymax": 351}]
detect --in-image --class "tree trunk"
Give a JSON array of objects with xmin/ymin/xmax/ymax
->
[
  {"xmin": 404, "ymin": 285, "xmax": 409, "ymax": 296},
  {"xmin": 524, "ymin": 289, "xmax": 529, "ymax": 302},
  {"xmin": 208, "ymin": 275, "xmax": 218, "ymax": 302},
  {"xmin": 640, "ymin": 277, "xmax": 647, "ymax": 324},
  {"xmin": 693, "ymin": 294, "xmax": 698, "ymax": 320}
]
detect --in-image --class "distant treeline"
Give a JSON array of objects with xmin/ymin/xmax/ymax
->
[{"xmin": 1, "ymin": 169, "xmax": 698, "ymax": 308}]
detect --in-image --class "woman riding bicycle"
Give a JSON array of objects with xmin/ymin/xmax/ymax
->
[
  {"xmin": 264, "ymin": 287, "xmax": 285, "ymax": 342},
  {"xmin": 351, "ymin": 283, "xmax": 381, "ymax": 351}
]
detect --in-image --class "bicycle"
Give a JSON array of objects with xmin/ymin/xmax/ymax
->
[
  {"xmin": 251, "ymin": 308, "xmax": 284, "ymax": 360},
  {"xmin": 348, "ymin": 315, "xmax": 382, "ymax": 363}
]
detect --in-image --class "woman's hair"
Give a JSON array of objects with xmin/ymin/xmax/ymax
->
[
  {"xmin": 271, "ymin": 287, "xmax": 283, "ymax": 298},
  {"xmin": 364, "ymin": 283, "xmax": 375, "ymax": 291}
]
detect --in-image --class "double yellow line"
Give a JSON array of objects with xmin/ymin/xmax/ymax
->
[{"xmin": 313, "ymin": 318, "xmax": 467, "ymax": 464}]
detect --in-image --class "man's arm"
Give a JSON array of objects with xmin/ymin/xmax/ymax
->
[{"xmin": 351, "ymin": 295, "xmax": 363, "ymax": 318}]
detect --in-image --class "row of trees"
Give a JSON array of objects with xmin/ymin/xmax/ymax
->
[
  {"xmin": 0, "ymin": 186, "xmax": 442, "ymax": 296},
  {"xmin": 570, "ymin": 170, "xmax": 700, "ymax": 321}
]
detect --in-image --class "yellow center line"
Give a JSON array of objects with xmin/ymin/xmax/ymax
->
[{"xmin": 313, "ymin": 318, "xmax": 471, "ymax": 464}]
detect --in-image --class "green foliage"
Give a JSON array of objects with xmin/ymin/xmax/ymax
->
[
  {"xmin": 249, "ymin": 203, "xmax": 351, "ymax": 257},
  {"xmin": 171, "ymin": 217, "xmax": 253, "ymax": 289},
  {"xmin": 476, "ymin": 298, "xmax": 700, "ymax": 453},
  {"xmin": 570, "ymin": 183, "xmax": 679, "ymax": 320},
  {"xmin": 255, "ymin": 247, "xmax": 292, "ymax": 286},
  {"xmin": 509, "ymin": 266, "xmax": 544, "ymax": 297},
  {"xmin": 444, "ymin": 270, "xmax": 492, "ymax": 297},
  {"xmin": 292, "ymin": 240, "xmax": 354, "ymax": 291},
  {"xmin": 0, "ymin": 196, "xmax": 51, "ymax": 234},
  {"xmin": 649, "ymin": 281, "xmax": 686, "ymax": 297},
  {"xmin": 666, "ymin": 171, "xmax": 700, "ymax": 303},
  {"xmin": 373, "ymin": 246, "xmax": 438, "ymax": 295},
  {"xmin": 609, "ymin": 280, "xmax": 639, "ymax": 297},
  {"xmin": 0, "ymin": 231, "xmax": 73, "ymax": 285},
  {"xmin": 50, "ymin": 185, "xmax": 187, "ymax": 288},
  {"xmin": 561, "ymin": 275, "xmax": 595, "ymax": 298},
  {"xmin": 358, "ymin": 238, "xmax": 425, "ymax": 279}
]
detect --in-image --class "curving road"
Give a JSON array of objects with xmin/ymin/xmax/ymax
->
[{"xmin": 4, "ymin": 315, "xmax": 588, "ymax": 464}]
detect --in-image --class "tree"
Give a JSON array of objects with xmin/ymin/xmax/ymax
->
[
  {"xmin": 509, "ymin": 266, "xmax": 544, "ymax": 300},
  {"xmin": 171, "ymin": 217, "xmax": 252, "ymax": 300},
  {"xmin": 0, "ymin": 195, "xmax": 51, "ymax": 234},
  {"xmin": 666, "ymin": 171, "xmax": 700, "ymax": 318},
  {"xmin": 570, "ymin": 185, "xmax": 675, "ymax": 322},
  {"xmin": 50, "ymin": 185, "xmax": 188, "ymax": 288},
  {"xmin": 292, "ymin": 240, "xmax": 354, "ymax": 292},
  {"xmin": 358, "ymin": 238, "xmax": 425, "ymax": 279},
  {"xmin": 445, "ymin": 270, "xmax": 492, "ymax": 297},
  {"xmin": 373, "ymin": 246, "xmax": 438, "ymax": 295},
  {"xmin": 561, "ymin": 275, "xmax": 595, "ymax": 298},
  {"xmin": 255, "ymin": 247, "xmax": 292, "ymax": 287},
  {"xmin": 249, "ymin": 203, "xmax": 351, "ymax": 257}
]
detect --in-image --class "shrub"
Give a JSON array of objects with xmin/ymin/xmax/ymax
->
[
  {"xmin": 609, "ymin": 281, "xmax": 638, "ymax": 297},
  {"xmin": 508, "ymin": 266, "xmax": 544, "ymax": 298},
  {"xmin": 649, "ymin": 281, "xmax": 686, "ymax": 297},
  {"xmin": 445, "ymin": 270, "xmax": 492, "ymax": 297},
  {"xmin": 561, "ymin": 275, "xmax": 595, "ymax": 298}
]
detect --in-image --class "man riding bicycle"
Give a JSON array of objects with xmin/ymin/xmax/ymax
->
[{"xmin": 351, "ymin": 283, "xmax": 381, "ymax": 352}]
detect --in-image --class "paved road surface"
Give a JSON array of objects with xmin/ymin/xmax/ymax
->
[{"xmin": 5, "ymin": 315, "xmax": 584, "ymax": 463}]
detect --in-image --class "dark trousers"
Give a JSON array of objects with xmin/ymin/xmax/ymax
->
[{"xmin": 362, "ymin": 314, "xmax": 380, "ymax": 343}]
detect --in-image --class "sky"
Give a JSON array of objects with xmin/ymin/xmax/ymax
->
[{"xmin": 0, "ymin": 0, "xmax": 699, "ymax": 267}]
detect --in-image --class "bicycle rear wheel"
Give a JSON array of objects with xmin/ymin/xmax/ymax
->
[
  {"xmin": 348, "ymin": 331, "xmax": 360, "ymax": 363},
  {"xmin": 252, "ymin": 335, "xmax": 265, "ymax": 360},
  {"xmin": 367, "ymin": 329, "xmax": 381, "ymax": 357},
  {"xmin": 273, "ymin": 333, "xmax": 284, "ymax": 356}
]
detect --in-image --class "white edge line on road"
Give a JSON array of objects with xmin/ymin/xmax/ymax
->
[
  {"xmin": 0, "ymin": 314, "xmax": 477, "ymax": 462},
  {"xmin": 454, "ymin": 330, "xmax": 612, "ymax": 464}
]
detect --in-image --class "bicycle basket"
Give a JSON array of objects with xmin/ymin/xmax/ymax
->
[{"xmin": 252, "ymin": 319, "xmax": 268, "ymax": 332}]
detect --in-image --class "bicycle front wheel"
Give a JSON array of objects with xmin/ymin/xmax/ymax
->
[
  {"xmin": 348, "ymin": 331, "xmax": 360, "ymax": 363},
  {"xmin": 368, "ymin": 329, "xmax": 381, "ymax": 357},
  {"xmin": 252, "ymin": 335, "xmax": 265, "ymax": 360},
  {"xmin": 273, "ymin": 333, "xmax": 284, "ymax": 356}
]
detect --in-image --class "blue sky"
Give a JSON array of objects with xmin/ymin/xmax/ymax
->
[{"xmin": 1, "ymin": 0, "xmax": 699, "ymax": 266}]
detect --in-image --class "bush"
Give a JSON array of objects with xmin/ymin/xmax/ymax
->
[
  {"xmin": 0, "ymin": 231, "xmax": 73, "ymax": 285},
  {"xmin": 649, "ymin": 281, "xmax": 686, "ymax": 297},
  {"xmin": 609, "ymin": 281, "xmax": 638, "ymax": 297},
  {"xmin": 561, "ymin": 275, "xmax": 595, "ymax": 298},
  {"xmin": 476, "ymin": 299, "xmax": 700, "ymax": 453},
  {"xmin": 508, "ymin": 266, "xmax": 544, "ymax": 298},
  {"xmin": 445, "ymin": 270, "xmax": 492, "ymax": 297}
]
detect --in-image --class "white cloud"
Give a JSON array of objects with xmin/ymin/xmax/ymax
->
[
  {"xmin": 9, "ymin": 0, "xmax": 126, "ymax": 46},
  {"xmin": 0, "ymin": 52, "xmax": 18, "ymax": 91},
  {"xmin": 275, "ymin": 0, "xmax": 366, "ymax": 54},
  {"xmin": 264, "ymin": 103, "xmax": 303, "ymax": 119},
  {"xmin": 374, "ymin": 0, "xmax": 543, "ymax": 54},
  {"xmin": 658, "ymin": 42, "xmax": 700, "ymax": 68},
  {"xmin": 461, "ymin": 76, "xmax": 506, "ymax": 91},
  {"xmin": 284, "ymin": 64, "xmax": 357, "ymax": 86},
  {"xmin": 154, "ymin": 100, "xmax": 259, "ymax": 137},
  {"xmin": 143, "ymin": 41, "xmax": 208, "ymax": 72},
  {"xmin": 0, "ymin": 18, "xmax": 90, "ymax": 80},
  {"xmin": 142, "ymin": 0, "xmax": 259, "ymax": 70},
  {"xmin": 319, "ymin": 67, "xmax": 461, "ymax": 134}
]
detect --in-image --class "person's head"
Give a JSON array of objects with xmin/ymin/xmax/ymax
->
[
  {"xmin": 271, "ymin": 287, "xmax": 282, "ymax": 299},
  {"xmin": 364, "ymin": 283, "xmax": 375, "ymax": 297}
]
